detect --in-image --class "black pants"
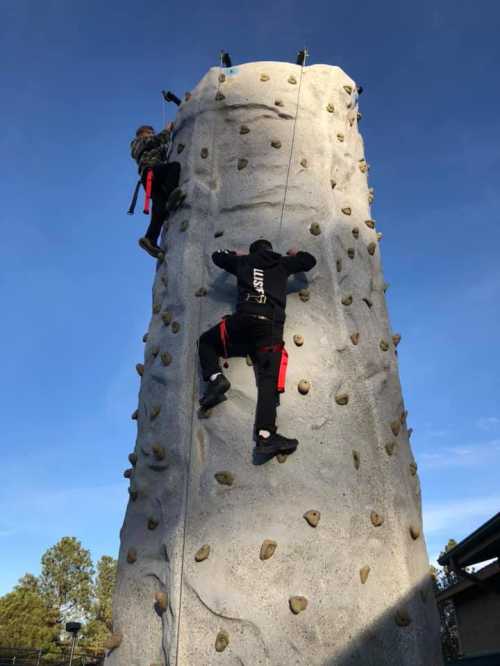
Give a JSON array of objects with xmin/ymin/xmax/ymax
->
[
  {"xmin": 198, "ymin": 313, "xmax": 284, "ymax": 432},
  {"xmin": 141, "ymin": 162, "xmax": 181, "ymax": 244}
]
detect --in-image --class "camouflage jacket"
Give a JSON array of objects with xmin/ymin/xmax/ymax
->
[{"xmin": 130, "ymin": 128, "xmax": 172, "ymax": 175}]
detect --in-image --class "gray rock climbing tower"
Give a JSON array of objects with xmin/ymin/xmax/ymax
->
[{"xmin": 107, "ymin": 62, "xmax": 442, "ymax": 665}]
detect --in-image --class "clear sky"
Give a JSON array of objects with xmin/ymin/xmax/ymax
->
[{"xmin": 1, "ymin": 0, "xmax": 499, "ymax": 594}]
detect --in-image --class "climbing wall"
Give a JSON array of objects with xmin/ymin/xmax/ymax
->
[{"xmin": 107, "ymin": 62, "xmax": 442, "ymax": 666}]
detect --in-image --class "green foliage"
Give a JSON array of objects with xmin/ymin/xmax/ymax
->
[
  {"xmin": 0, "ymin": 586, "xmax": 60, "ymax": 650},
  {"xmin": 432, "ymin": 540, "xmax": 460, "ymax": 662},
  {"xmin": 80, "ymin": 556, "xmax": 117, "ymax": 649}
]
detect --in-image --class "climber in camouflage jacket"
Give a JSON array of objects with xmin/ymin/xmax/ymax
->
[{"xmin": 130, "ymin": 124, "xmax": 172, "ymax": 176}]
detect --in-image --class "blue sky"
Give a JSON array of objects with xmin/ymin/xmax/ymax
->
[{"xmin": 1, "ymin": 0, "xmax": 499, "ymax": 594}]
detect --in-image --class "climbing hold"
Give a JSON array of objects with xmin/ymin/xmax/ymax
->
[
  {"xmin": 180, "ymin": 219, "xmax": 189, "ymax": 232},
  {"xmin": 260, "ymin": 539, "xmax": 277, "ymax": 561},
  {"xmin": 142, "ymin": 333, "xmax": 149, "ymax": 343},
  {"xmin": 358, "ymin": 160, "xmax": 369, "ymax": 174},
  {"xmin": 240, "ymin": 125, "xmax": 250, "ymax": 135},
  {"xmin": 276, "ymin": 453, "xmax": 288, "ymax": 463},
  {"xmin": 310, "ymin": 222, "xmax": 321, "ymax": 235},
  {"xmin": 275, "ymin": 99, "xmax": 284, "ymax": 107},
  {"xmin": 364, "ymin": 219, "xmax": 375, "ymax": 229},
  {"xmin": 342, "ymin": 207, "xmax": 352, "ymax": 216},
  {"xmin": 349, "ymin": 117, "xmax": 355, "ymax": 127},
  {"xmin": 128, "ymin": 452, "xmax": 137, "ymax": 466},
  {"xmin": 341, "ymin": 295, "xmax": 353, "ymax": 306},
  {"xmin": 289, "ymin": 596, "xmax": 308, "ymax": 614},
  {"xmin": 271, "ymin": 140, "xmax": 282, "ymax": 149},
  {"xmin": 246, "ymin": 355, "xmax": 253, "ymax": 366},
  {"xmin": 352, "ymin": 450, "xmax": 360, "ymax": 470},
  {"xmin": 331, "ymin": 179, "xmax": 336, "ymax": 189},
  {"xmin": 377, "ymin": 232, "xmax": 383, "ymax": 241},
  {"xmin": 237, "ymin": 158, "xmax": 248, "ymax": 170},
  {"xmin": 298, "ymin": 380, "xmax": 311, "ymax": 395},
  {"xmin": 128, "ymin": 488, "xmax": 138, "ymax": 501},
  {"xmin": 392, "ymin": 333, "xmax": 401, "ymax": 347},
  {"xmin": 370, "ymin": 511, "xmax": 384, "ymax": 527},
  {"xmin": 350, "ymin": 332, "xmax": 360, "ymax": 346},
  {"xmin": 390, "ymin": 420, "xmax": 401, "ymax": 437},
  {"xmin": 147, "ymin": 517, "xmax": 159, "ymax": 530},
  {"xmin": 385, "ymin": 441, "xmax": 396, "ymax": 456},
  {"xmin": 303, "ymin": 510, "xmax": 321, "ymax": 527},
  {"xmin": 362, "ymin": 297, "xmax": 373, "ymax": 308},
  {"xmin": 171, "ymin": 321, "xmax": 180, "ymax": 333},
  {"xmin": 400, "ymin": 410, "xmax": 408, "ymax": 424},
  {"xmin": 195, "ymin": 544, "xmax": 210, "ymax": 562},
  {"xmin": 395, "ymin": 609, "xmax": 411, "ymax": 627},
  {"xmin": 150, "ymin": 404, "xmax": 161, "ymax": 420},
  {"xmin": 293, "ymin": 334, "xmax": 304, "ymax": 347},
  {"xmin": 126, "ymin": 548, "xmax": 137, "ymax": 564},
  {"xmin": 215, "ymin": 91, "xmax": 225, "ymax": 101},
  {"xmin": 409, "ymin": 462, "xmax": 418, "ymax": 476},
  {"xmin": 367, "ymin": 242, "xmax": 377, "ymax": 256},
  {"xmin": 136, "ymin": 363, "xmax": 144, "ymax": 377},
  {"xmin": 195, "ymin": 287, "xmax": 208, "ymax": 297},
  {"xmin": 410, "ymin": 525, "xmax": 421, "ymax": 540},
  {"xmin": 215, "ymin": 630, "xmax": 229, "ymax": 653},
  {"xmin": 288, "ymin": 75, "xmax": 297, "ymax": 84},
  {"xmin": 154, "ymin": 591, "xmax": 168, "ymax": 614},
  {"xmin": 160, "ymin": 351, "xmax": 172, "ymax": 367},
  {"xmin": 214, "ymin": 230, "xmax": 224, "ymax": 238},
  {"xmin": 123, "ymin": 468, "xmax": 133, "ymax": 479},
  {"xmin": 299, "ymin": 288, "xmax": 310, "ymax": 302},
  {"xmin": 177, "ymin": 144, "xmax": 185, "ymax": 154},
  {"xmin": 343, "ymin": 84, "xmax": 353, "ymax": 94},
  {"xmin": 300, "ymin": 158, "xmax": 308, "ymax": 168},
  {"xmin": 260, "ymin": 73, "xmax": 270, "ymax": 81},
  {"xmin": 151, "ymin": 345, "xmax": 160, "ymax": 358},
  {"xmin": 152, "ymin": 303, "xmax": 161, "ymax": 315},
  {"xmin": 352, "ymin": 227, "xmax": 359, "ymax": 239},
  {"xmin": 336, "ymin": 258, "xmax": 342, "ymax": 272},
  {"xmin": 200, "ymin": 148, "xmax": 209, "ymax": 159},
  {"xmin": 131, "ymin": 409, "xmax": 139, "ymax": 420},
  {"xmin": 184, "ymin": 92, "xmax": 192, "ymax": 103},
  {"xmin": 152, "ymin": 443, "xmax": 165, "ymax": 461},
  {"xmin": 326, "ymin": 103, "xmax": 334, "ymax": 113},
  {"xmin": 214, "ymin": 471, "xmax": 234, "ymax": 486},
  {"xmin": 104, "ymin": 631, "xmax": 123, "ymax": 651},
  {"xmin": 337, "ymin": 133, "xmax": 344, "ymax": 142},
  {"xmin": 359, "ymin": 565, "xmax": 370, "ymax": 584},
  {"xmin": 368, "ymin": 188, "xmax": 375, "ymax": 203},
  {"xmin": 379, "ymin": 340, "xmax": 389, "ymax": 352},
  {"xmin": 161, "ymin": 311, "xmax": 172, "ymax": 326},
  {"xmin": 218, "ymin": 73, "xmax": 226, "ymax": 83},
  {"xmin": 383, "ymin": 283, "xmax": 389, "ymax": 293},
  {"xmin": 335, "ymin": 393, "xmax": 349, "ymax": 406}
]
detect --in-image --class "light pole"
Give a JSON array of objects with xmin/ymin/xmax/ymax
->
[{"xmin": 65, "ymin": 622, "xmax": 81, "ymax": 666}]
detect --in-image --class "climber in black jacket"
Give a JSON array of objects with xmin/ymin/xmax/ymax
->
[{"xmin": 198, "ymin": 239, "xmax": 316, "ymax": 456}]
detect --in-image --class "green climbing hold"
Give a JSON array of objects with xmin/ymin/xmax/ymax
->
[
  {"xmin": 300, "ymin": 158, "xmax": 308, "ymax": 168},
  {"xmin": 289, "ymin": 596, "xmax": 308, "ymax": 614},
  {"xmin": 409, "ymin": 462, "xmax": 418, "ymax": 476},
  {"xmin": 161, "ymin": 311, "xmax": 172, "ymax": 326},
  {"xmin": 337, "ymin": 133, "xmax": 344, "ymax": 142},
  {"xmin": 335, "ymin": 393, "xmax": 349, "ymax": 405},
  {"xmin": 341, "ymin": 295, "xmax": 353, "ymax": 306},
  {"xmin": 379, "ymin": 340, "xmax": 389, "ymax": 352},
  {"xmin": 288, "ymin": 75, "xmax": 297, "ymax": 84},
  {"xmin": 214, "ymin": 471, "xmax": 234, "ymax": 486},
  {"xmin": 326, "ymin": 103, "xmax": 334, "ymax": 113},
  {"xmin": 365, "ymin": 219, "xmax": 375, "ymax": 229},
  {"xmin": 160, "ymin": 351, "xmax": 172, "ymax": 367},
  {"xmin": 260, "ymin": 73, "xmax": 270, "ymax": 81},
  {"xmin": 152, "ymin": 303, "xmax": 161, "ymax": 314},
  {"xmin": 215, "ymin": 630, "xmax": 229, "ymax": 653},
  {"xmin": 385, "ymin": 441, "xmax": 396, "ymax": 456},
  {"xmin": 310, "ymin": 222, "xmax": 321, "ymax": 236}
]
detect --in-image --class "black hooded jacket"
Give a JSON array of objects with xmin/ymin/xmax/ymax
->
[{"xmin": 212, "ymin": 248, "xmax": 316, "ymax": 323}]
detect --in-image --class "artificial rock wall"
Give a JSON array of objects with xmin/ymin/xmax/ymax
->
[{"xmin": 107, "ymin": 61, "xmax": 442, "ymax": 665}]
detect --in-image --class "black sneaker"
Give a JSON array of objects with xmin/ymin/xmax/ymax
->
[
  {"xmin": 138, "ymin": 237, "xmax": 164, "ymax": 259},
  {"xmin": 166, "ymin": 188, "xmax": 186, "ymax": 213},
  {"xmin": 199, "ymin": 375, "xmax": 231, "ymax": 410},
  {"xmin": 255, "ymin": 432, "xmax": 299, "ymax": 456}
]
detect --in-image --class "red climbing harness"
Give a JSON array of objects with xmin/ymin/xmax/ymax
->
[
  {"xmin": 143, "ymin": 168, "xmax": 153, "ymax": 215},
  {"xmin": 258, "ymin": 342, "xmax": 288, "ymax": 393},
  {"xmin": 219, "ymin": 318, "xmax": 229, "ymax": 358}
]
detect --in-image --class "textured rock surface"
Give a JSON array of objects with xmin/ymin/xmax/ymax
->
[{"xmin": 107, "ymin": 62, "xmax": 442, "ymax": 665}]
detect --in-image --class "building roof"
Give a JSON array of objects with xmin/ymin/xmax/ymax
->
[
  {"xmin": 436, "ymin": 560, "xmax": 500, "ymax": 603},
  {"xmin": 438, "ymin": 512, "xmax": 500, "ymax": 568}
]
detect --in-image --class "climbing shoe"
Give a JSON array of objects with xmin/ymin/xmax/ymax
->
[
  {"xmin": 199, "ymin": 374, "xmax": 231, "ymax": 410},
  {"xmin": 255, "ymin": 432, "xmax": 299, "ymax": 456},
  {"xmin": 166, "ymin": 188, "xmax": 186, "ymax": 213},
  {"xmin": 138, "ymin": 237, "xmax": 164, "ymax": 259}
]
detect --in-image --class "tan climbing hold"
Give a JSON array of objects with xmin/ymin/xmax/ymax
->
[
  {"xmin": 331, "ymin": 179, "xmax": 336, "ymax": 189},
  {"xmin": 151, "ymin": 345, "xmax": 160, "ymax": 358},
  {"xmin": 410, "ymin": 525, "xmax": 421, "ymax": 540},
  {"xmin": 214, "ymin": 471, "xmax": 234, "ymax": 486},
  {"xmin": 288, "ymin": 75, "xmax": 297, "ymax": 84},
  {"xmin": 160, "ymin": 351, "xmax": 172, "ymax": 367},
  {"xmin": 400, "ymin": 410, "xmax": 408, "ymax": 424},
  {"xmin": 152, "ymin": 443, "xmax": 165, "ymax": 461},
  {"xmin": 200, "ymin": 148, "xmax": 209, "ymax": 159},
  {"xmin": 362, "ymin": 297, "xmax": 372, "ymax": 308},
  {"xmin": 409, "ymin": 462, "xmax": 418, "ymax": 476},
  {"xmin": 289, "ymin": 596, "xmax": 308, "ymax": 614},
  {"xmin": 142, "ymin": 333, "xmax": 149, "ymax": 343},
  {"xmin": 275, "ymin": 99, "xmax": 284, "ymax": 107},
  {"xmin": 337, "ymin": 133, "xmax": 344, "ymax": 142},
  {"xmin": 195, "ymin": 544, "xmax": 210, "ymax": 562},
  {"xmin": 215, "ymin": 91, "xmax": 225, "ymax": 101},
  {"xmin": 300, "ymin": 158, "xmax": 308, "ymax": 168},
  {"xmin": 171, "ymin": 321, "xmax": 180, "ymax": 333},
  {"xmin": 352, "ymin": 227, "xmax": 359, "ymax": 239},
  {"xmin": 392, "ymin": 333, "xmax": 401, "ymax": 347},
  {"xmin": 341, "ymin": 295, "xmax": 353, "ymax": 306},
  {"xmin": 126, "ymin": 548, "xmax": 137, "ymax": 564},
  {"xmin": 152, "ymin": 303, "xmax": 161, "ymax": 314},
  {"xmin": 298, "ymin": 379, "xmax": 311, "ymax": 395},
  {"xmin": 335, "ymin": 393, "xmax": 349, "ymax": 406},
  {"xmin": 299, "ymin": 288, "xmax": 310, "ymax": 302},
  {"xmin": 391, "ymin": 420, "xmax": 401, "ymax": 437},
  {"xmin": 195, "ymin": 287, "xmax": 208, "ymax": 297},
  {"xmin": 215, "ymin": 630, "xmax": 229, "ymax": 653},
  {"xmin": 303, "ymin": 510, "xmax": 321, "ymax": 527},
  {"xmin": 380, "ymin": 340, "xmax": 389, "ymax": 352},
  {"xmin": 246, "ymin": 355, "xmax": 253, "ymax": 366},
  {"xmin": 218, "ymin": 73, "xmax": 226, "ymax": 83},
  {"xmin": 131, "ymin": 409, "xmax": 138, "ymax": 420},
  {"xmin": 128, "ymin": 452, "xmax": 137, "ymax": 466},
  {"xmin": 326, "ymin": 103, "xmax": 334, "ymax": 113},
  {"xmin": 260, "ymin": 539, "xmax": 277, "ymax": 561},
  {"xmin": 150, "ymin": 404, "xmax": 161, "ymax": 420},
  {"xmin": 350, "ymin": 332, "xmax": 360, "ymax": 346},
  {"xmin": 136, "ymin": 363, "xmax": 144, "ymax": 377},
  {"xmin": 293, "ymin": 334, "xmax": 304, "ymax": 347},
  {"xmin": 104, "ymin": 631, "xmax": 123, "ymax": 651},
  {"xmin": 276, "ymin": 453, "xmax": 288, "ymax": 463},
  {"xmin": 367, "ymin": 242, "xmax": 377, "ymax": 256},
  {"xmin": 177, "ymin": 144, "xmax": 185, "ymax": 154},
  {"xmin": 123, "ymin": 468, "xmax": 133, "ymax": 479},
  {"xmin": 342, "ymin": 207, "xmax": 352, "ymax": 216},
  {"xmin": 154, "ymin": 591, "xmax": 168, "ymax": 613},
  {"xmin": 365, "ymin": 219, "xmax": 375, "ymax": 229},
  {"xmin": 395, "ymin": 608, "xmax": 411, "ymax": 627},
  {"xmin": 147, "ymin": 517, "xmax": 159, "ymax": 530},
  {"xmin": 359, "ymin": 565, "xmax": 370, "ymax": 584},
  {"xmin": 180, "ymin": 219, "xmax": 189, "ymax": 232},
  {"xmin": 240, "ymin": 125, "xmax": 250, "ymax": 135},
  {"xmin": 237, "ymin": 158, "xmax": 248, "ymax": 170},
  {"xmin": 310, "ymin": 222, "xmax": 321, "ymax": 235},
  {"xmin": 343, "ymin": 84, "xmax": 353, "ymax": 94},
  {"xmin": 161, "ymin": 310, "xmax": 172, "ymax": 326},
  {"xmin": 260, "ymin": 73, "xmax": 270, "ymax": 81},
  {"xmin": 358, "ymin": 159, "xmax": 369, "ymax": 174},
  {"xmin": 385, "ymin": 441, "xmax": 396, "ymax": 456},
  {"xmin": 271, "ymin": 140, "xmax": 282, "ymax": 149},
  {"xmin": 353, "ymin": 450, "xmax": 360, "ymax": 470},
  {"xmin": 370, "ymin": 511, "xmax": 384, "ymax": 527}
]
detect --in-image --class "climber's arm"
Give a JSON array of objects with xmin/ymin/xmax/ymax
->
[
  {"xmin": 212, "ymin": 249, "xmax": 242, "ymax": 275},
  {"xmin": 282, "ymin": 249, "xmax": 317, "ymax": 275},
  {"xmin": 130, "ymin": 125, "xmax": 173, "ymax": 161}
]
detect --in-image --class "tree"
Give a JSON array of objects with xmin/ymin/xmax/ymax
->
[
  {"xmin": 81, "ymin": 556, "xmax": 117, "ymax": 648},
  {"xmin": 0, "ymin": 584, "xmax": 60, "ymax": 651},
  {"xmin": 432, "ymin": 540, "xmax": 460, "ymax": 661},
  {"xmin": 39, "ymin": 537, "xmax": 94, "ymax": 621}
]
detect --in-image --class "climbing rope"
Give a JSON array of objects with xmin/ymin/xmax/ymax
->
[{"xmin": 276, "ymin": 48, "xmax": 308, "ymax": 248}]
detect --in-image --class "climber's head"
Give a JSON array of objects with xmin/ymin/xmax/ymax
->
[
  {"xmin": 135, "ymin": 125, "xmax": 155, "ymax": 139},
  {"xmin": 249, "ymin": 239, "xmax": 273, "ymax": 254}
]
